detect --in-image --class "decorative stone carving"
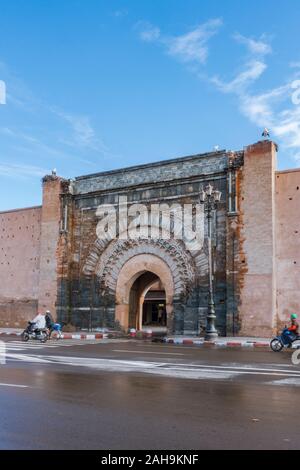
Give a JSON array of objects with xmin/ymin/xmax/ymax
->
[{"xmin": 83, "ymin": 237, "xmax": 199, "ymax": 298}]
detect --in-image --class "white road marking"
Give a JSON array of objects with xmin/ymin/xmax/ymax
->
[
  {"xmin": 112, "ymin": 349, "xmax": 185, "ymax": 356},
  {"xmin": 0, "ymin": 382, "xmax": 29, "ymax": 388},
  {"xmin": 269, "ymin": 378, "xmax": 300, "ymax": 386},
  {"xmin": 4, "ymin": 339, "xmax": 105, "ymax": 351},
  {"xmin": 5, "ymin": 353, "xmax": 53, "ymax": 363},
  {"xmin": 170, "ymin": 362, "xmax": 300, "ymax": 375},
  {"xmin": 5, "ymin": 352, "xmax": 300, "ymax": 381}
]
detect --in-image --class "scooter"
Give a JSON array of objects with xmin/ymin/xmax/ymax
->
[
  {"xmin": 21, "ymin": 322, "xmax": 48, "ymax": 343},
  {"xmin": 270, "ymin": 327, "xmax": 300, "ymax": 352}
]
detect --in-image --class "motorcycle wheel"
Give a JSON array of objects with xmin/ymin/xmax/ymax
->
[
  {"xmin": 270, "ymin": 338, "xmax": 284, "ymax": 352},
  {"xmin": 40, "ymin": 334, "xmax": 47, "ymax": 343},
  {"xmin": 21, "ymin": 331, "xmax": 30, "ymax": 342},
  {"xmin": 292, "ymin": 339, "xmax": 300, "ymax": 350}
]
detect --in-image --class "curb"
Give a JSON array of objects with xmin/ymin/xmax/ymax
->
[
  {"xmin": 59, "ymin": 333, "xmax": 109, "ymax": 340},
  {"xmin": 0, "ymin": 332, "xmax": 22, "ymax": 337},
  {"xmin": 0, "ymin": 331, "xmax": 271, "ymax": 347},
  {"xmin": 164, "ymin": 338, "xmax": 270, "ymax": 349},
  {"xmin": 0, "ymin": 331, "xmax": 109, "ymax": 340}
]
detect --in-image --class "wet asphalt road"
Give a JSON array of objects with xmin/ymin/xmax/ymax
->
[{"xmin": 1, "ymin": 337, "xmax": 300, "ymax": 450}]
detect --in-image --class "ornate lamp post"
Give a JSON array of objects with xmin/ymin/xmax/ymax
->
[{"xmin": 200, "ymin": 183, "xmax": 222, "ymax": 340}]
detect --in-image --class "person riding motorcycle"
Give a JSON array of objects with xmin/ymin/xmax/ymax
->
[
  {"xmin": 45, "ymin": 310, "xmax": 54, "ymax": 330},
  {"xmin": 45, "ymin": 310, "xmax": 62, "ymax": 338},
  {"xmin": 29, "ymin": 312, "xmax": 46, "ymax": 334},
  {"xmin": 282, "ymin": 313, "xmax": 299, "ymax": 347}
]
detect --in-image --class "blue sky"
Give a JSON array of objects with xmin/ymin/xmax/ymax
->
[{"xmin": 0, "ymin": 0, "xmax": 300, "ymax": 210}]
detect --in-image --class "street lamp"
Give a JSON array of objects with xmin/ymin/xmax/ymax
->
[{"xmin": 200, "ymin": 183, "xmax": 222, "ymax": 340}]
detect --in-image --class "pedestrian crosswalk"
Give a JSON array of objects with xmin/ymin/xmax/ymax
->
[
  {"xmin": 3, "ymin": 340, "xmax": 300, "ymax": 388},
  {"xmin": 4, "ymin": 344, "xmax": 300, "ymax": 385},
  {"xmin": 3, "ymin": 339, "xmax": 105, "ymax": 352}
]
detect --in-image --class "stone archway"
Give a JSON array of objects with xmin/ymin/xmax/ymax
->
[
  {"xmin": 127, "ymin": 273, "xmax": 166, "ymax": 331},
  {"xmin": 115, "ymin": 253, "xmax": 175, "ymax": 332},
  {"xmin": 138, "ymin": 276, "xmax": 166, "ymax": 331},
  {"xmin": 82, "ymin": 237, "xmax": 199, "ymax": 334}
]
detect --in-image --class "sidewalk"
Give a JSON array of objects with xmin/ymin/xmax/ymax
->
[
  {"xmin": 163, "ymin": 336, "xmax": 271, "ymax": 349},
  {"xmin": 0, "ymin": 327, "xmax": 272, "ymax": 348},
  {"xmin": 0, "ymin": 328, "xmax": 110, "ymax": 340}
]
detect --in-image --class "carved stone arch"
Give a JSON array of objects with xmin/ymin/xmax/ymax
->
[
  {"xmin": 94, "ymin": 238, "xmax": 196, "ymax": 297},
  {"xmin": 83, "ymin": 213, "xmax": 205, "ymax": 277},
  {"xmin": 114, "ymin": 253, "xmax": 175, "ymax": 331}
]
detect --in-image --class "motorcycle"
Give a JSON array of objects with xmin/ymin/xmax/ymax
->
[
  {"xmin": 270, "ymin": 327, "xmax": 300, "ymax": 352},
  {"xmin": 21, "ymin": 321, "xmax": 48, "ymax": 343}
]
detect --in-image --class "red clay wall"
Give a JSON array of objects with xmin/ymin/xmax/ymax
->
[
  {"xmin": 0, "ymin": 206, "xmax": 41, "ymax": 327},
  {"xmin": 238, "ymin": 140, "xmax": 277, "ymax": 337},
  {"xmin": 275, "ymin": 169, "xmax": 300, "ymax": 331}
]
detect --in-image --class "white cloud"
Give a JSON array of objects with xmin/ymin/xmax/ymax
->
[
  {"xmin": 0, "ymin": 126, "xmax": 76, "ymax": 160},
  {"xmin": 0, "ymin": 60, "xmax": 111, "ymax": 164},
  {"xmin": 138, "ymin": 21, "xmax": 300, "ymax": 163},
  {"xmin": 0, "ymin": 80, "xmax": 6, "ymax": 104},
  {"xmin": 233, "ymin": 33, "xmax": 272, "ymax": 56},
  {"xmin": 112, "ymin": 9, "xmax": 128, "ymax": 18},
  {"xmin": 290, "ymin": 61, "xmax": 300, "ymax": 68},
  {"xmin": 137, "ymin": 18, "xmax": 222, "ymax": 65},
  {"xmin": 164, "ymin": 18, "xmax": 222, "ymax": 65},
  {"xmin": 137, "ymin": 21, "xmax": 161, "ymax": 42},
  {"xmin": 212, "ymin": 60, "xmax": 267, "ymax": 93},
  {"xmin": 211, "ymin": 32, "xmax": 272, "ymax": 93},
  {"xmin": 217, "ymin": 33, "xmax": 300, "ymax": 162},
  {"xmin": 51, "ymin": 108, "xmax": 108, "ymax": 153}
]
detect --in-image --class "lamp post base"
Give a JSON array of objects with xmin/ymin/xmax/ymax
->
[
  {"xmin": 204, "ymin": 330, "xmax": 218, "ymax": 341},
  {"xmin": 205, "ymin": 308, "xmax": 218, "ymax": 341}
]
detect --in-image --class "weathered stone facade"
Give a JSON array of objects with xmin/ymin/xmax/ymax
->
[
  {"xmin": 56, "ymin": 149, "xmax": 229, "ymax": 336},
  {"xmin": 1, "ymin": 139, "xmax": 300, "ymax": 337}
]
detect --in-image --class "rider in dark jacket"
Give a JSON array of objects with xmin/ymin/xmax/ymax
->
[{"xmin": 45, "ymin": 310, "xmax": 54, "ymax": 330}]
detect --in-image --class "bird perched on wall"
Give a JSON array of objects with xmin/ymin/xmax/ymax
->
[
  {"xmin": 51, "ymin": 168, "xmax": 57, "ymax": 176},
  {"xmin": 262, "ymin": 128, "xmax": 270, "ymax": 139}
]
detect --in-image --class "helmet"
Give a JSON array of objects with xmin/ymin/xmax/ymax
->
[
  {"xmin": 291, "ymin": 313, "xmax": 298, "ymax": 320},
  {"xmin": 45, "ymin": 310, "xmax": 51, "ymax": 314}
]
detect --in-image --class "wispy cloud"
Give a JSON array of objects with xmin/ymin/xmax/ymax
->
[
  {"xmin": 112, "ymin": 9, "xmax": 128, "ymax": 18},
  {"xmin": 0, "ymin": 163, "xmax": 48, "ymax": 179},
  {"xmin": 0, "ymin": 60, "xmax": 40, "ymax": 111},
  {"xmin": 165, "ymin": 19, "xmax": 223, "ymax": 65},
  {"xmin": 51, "ymin": 107, "xmax": 108, "ymax": 152},
  {"xmin": 0, "ymin": 59, "xmax": 121, "ymax": 185},
  {"xmin": 136, "ymin": 21, "xmax": 161, "ymax": 42},
  {"xmin": 290, "ymin": 61, "xmax": 300, "ymax": 69},
  {"xmin": 209, "ymin": 33, "xmax": 300, "ymax": 163},
  {"xmin": 0, "ymin": 126, "xmax": 76, "ymax": 160},
  {"xmin": 139, "ymin": 21, "xmax": 300, "ymax": 164},
  {"xmin": 137, "ymin": 18, "xmax": 222, "ymax": 65},
  {"xmin": 212, "ymin": 61, "xmax": 267, "ymax": 93},
  {"xmin": 0, "ymin": 80, "xmax": 6, "ymax": 104},
  {"xmin": 233, "ymin": 33, "xmax": 272, "ymax": 56},
  {"xmin": 211, "ymin": 33, "xmax": 271, "ymax": 93}
]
